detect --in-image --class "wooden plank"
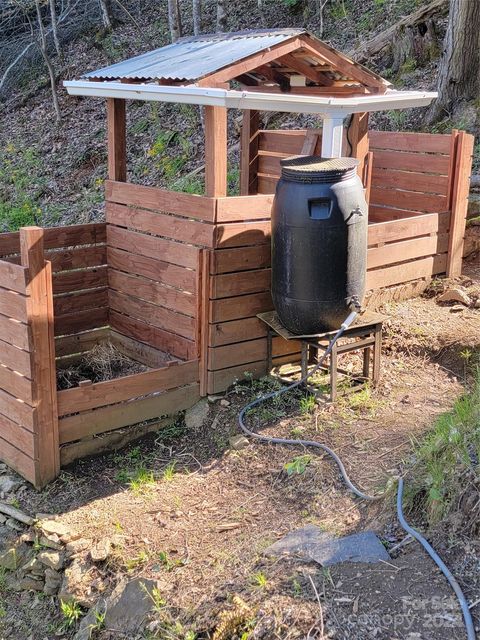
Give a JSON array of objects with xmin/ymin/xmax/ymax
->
[
  {"xmin": 21, "ymin": 227, "xmax": 59, "ymax": 486},
  {"xmin": 109, "ymin": 289, "xmax": 196, "ymax": 341},
  {"xmin": 0, "ymin": 432, "xmax": 36, "ymax": 483},
  {"xmin": 106, "ymin": 202, "xmax": 215, "ymax": 247},
  {"xmin": 53, "ymin": 266, "xmax": 108, "ymax": 295},
  {"xmin": 259, "ymin": 129, "xmax": 312, "ymax": 154},
  {"xmin": 0, "ymin": 260, "xmax": 27, "ymax": 294},
  {"xmin": 0, "ymin": 365, "xmax": 33, "ymax": 404},
  {"xmin": 0, "ymin": 337, "xmax": 32, "ymax": 378},
  {"xmin": 215, "ymin": 194, "xmax": 273, "ymax": 222},
  {"xmin": 301, "ymin": 130, "xmax": 320, "ymax": 155},
  {"xmin": 0, "ymin": 232, "xmax": 20, "ymax": 258},
  {"xmin": 0, "ymin": 387, "xmax": 34, "ymax": 430},
  {"xmin": 209, "ymin": 316, "xmax": 267, "ymax": 347},
  {"xmin": 369, "ymin": 205, "xmax": 424, "ymax": 220},
  {"xmin": 0, "ymin": 287, "xmax": 27, "ymax": 321},
  {"xmin": 0, "ymin": 412, "xmax": 35, "ymax": 457},
  {"xmin": 370, "ymin": 187, "xmax": 448, "ymax": 214},
  {"xmin": 371, "ymin": 167, "xmax": 449, "ymax": 196},
  {"xmin": 257, "ymin": 175, "xmax": 278, "ymax": 194},
  {"xmin": 44, "ymin": 223, "xmax": 106, "ymax": 249},
  {"xmin": 107, "ymin": 98, "xmax": 127, "ymax": 182},
  {"xmin": 48, "ymin": 245, "xmax": 107, "ymax": 273},
  {"xmin": 368, "ymin": 233, "xmax": 449, "ymax": 270},
  {"xmin": 105, "ymin": 180, "xmax": 216, "ymax": 222},
  {"xmin": 53, "ymin": 288, "xmax": 108, "ymax": 316},
  {"xmin": 110, "ymin": 311, "xmax": 196, "ymax": 360},
  {"xmin": 214, "ymin": 221, "xmax": 271, "ymax": 248},
  {"xmin": 204, "ymin": 105, "xmax": 227, "ymax": 197},
  {"xmin": 198, "ymin": 249, "xmax": 210, "ymax": 396},
  {"xmin": 109, "ymin": 331, "xmax": 178, "ymax": 369},
  {"xmin": 55, "ymin": 328, "xmax": 109, "ymax": 358},
  {"xmin": 348, "ymin": 112, "xmax": 369, "ymax": 180},
  {"xmin": 58, "ymin": 359, "xmax": 198, "ymax": 415},
  {"xmin": 258, "ymin": 154, "xmax": 283, "ymax": 177},
  {"xmin": 211, "ymin": 244, "xmax": 271, "ymax": 274},
  {"xmin": 209, "ymin": 339, "xmax": 266, "ymax": 370},
  {"xmin": 0, "ymin": 314, "xmax": 29, "ymax": 351},
  {"xmin": 107, "ymin": 247, "xmax": 196, "ymax": 293},
  {"xmin": 240, "ymin": 110, "xmax": 259, "ymax": 196},
  {"xmin": 210, "ymin": 269, "xmax": 271, "ymax": 299},
  {"xmin": 447, "ymin": 131, "xmax": 475, "ymax": 277},
  {"xmin": 367, "ymin": 212, "xmax": 449, "ymax": 246},
  {"xmin": 59, "ymin": 383, "xmax": 200, "ymax": 444},
  {"xmin": 108, "ymin": 269, "xmax": 196, "ymax": 317},
  {"xmin": 207, "ymin": 361, "xmax": 267, "ymax": 394},
  {"xmin": 107, "ymin": 225, "xmax": 198, "ymax": 269},
  {"xmin": 55, "ymin": 307, "xmax": 109, "ymax": 337},
  {"xmin": 366, "ymin": 254, "xmax": 447, "ymax": 289},
  {"xmin": 369, "ymin": 130, "xmax": 451, "ymax": 154},
  {"xmin": 372, "ymin": 149, "xmax": 449, "ymax": 175},
  {"xmin": 210, "ymin": 291, "xmax": 273, "ymax": 323}
]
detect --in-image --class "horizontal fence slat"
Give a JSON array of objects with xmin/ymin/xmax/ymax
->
[
  {"xmin": 58, "ymin": 359, "xmax": 198, "ymax": 416},
  {"xmin": 0, "ymin": 431, "xmax": 36, "ymax": 483},
  {"xmin": 207, "ymin": 361, "xmax": 267, "ymax": 394},
  {"xmin": 209, "ymin": 316, "xmax": 268, "ymax": 347},
  {"xmin": 0, "ymin": 314, "xmax": 29, "ymax": 351},
  {"xmin": 369, "ymin": 130, "xmax": 451, "ymax": 154},
  {"xmin": 0, "ymin": 388, "xmax": 34, "ymax": 430},
  {"xmin": 367, "ymin": 212, "xmax": 449, "ymax": 246},
  {"xmin": 208, "ymin": 336, "xmax": 298, "ymax": 371},
  {"xmin": 107, "ymin": 226, "xmax": 198, "ymax": 269},
  {"xmin": 106, "ymin": 202, "xmax": 215, "ymax": 247},
  {"xmin": 0, "ymin": 261, "xmax": 27, "ymax": 293},
  {"xmin": 259, "ymin": 129, "xmax": 315, "ymax": 154},
  {"xmin": 110, "ymin": 310, "xmax": 197, "ymax": 360},
  {"xmin": 210, "ymin": 269, "xmax": 271, "ymax": 299},
  {"xmin": 369, "ymin": 205, "xmax": 423, "ymax": 220},
  {"xmin": 210, "ymin": 244, "xmax": 271, "ymax": 275},
  {"xmin": 215, "ymin": 195, "xmax": 274, "ymax": 222},
  {"xmin": 109, "ymin": 331, "xmax": 177, "ymax": 369},
  {"xmin": 0, "ymin": 337, "xmax": 31, "ymax": 378},
  {"xmin": 107, "ymin": 247, "xmax": 196, "ymax": 293},
  {"xmin": 109, "ymin": 269, "xmax": 196, "ymax": 317},
  {"xmin": 257, "ymin": 175, "xmax": 277, "ymax": 194},
  {"xmin": 0, "ymin": 365, "xmax": 33, "ymax": 404},
  {"xmin": 53, "ymin": 266, "xmax": 108, "ymax": 295},
  {"xmin": 210, "ymin": 291, "xmax": 273, "ymax": 323},
  {"xmin": 106, "ymin": 180, "xmax": 216, "ymax": 222},
  {"xmin": 53, "ymin": 288, "xmax": 108, "ymax": 316},
  {"xmin": 367, "ymin": 254, "xmax": 447, "ymax": 289},
  {"xmin": 109, "ymin": 290, "xmax": 196, "ymax": 341},
  {"xmin": 372, "ymin": 149, "xmax": 450, "ymax": 175},
  {"xmin": 371, "ymin": 168, "xmax": 449, "ymax": 196},
  {"xmin": 59, "ymin": 382, "xmax": 200, "ymax": 443},
  {"xmin": 54, "ymin": 307, "xmax": 109, "ymax": 337},
  {"xmin": 214, "ymin": 221, "xmax": 271, "ymax": 248},
  {"xmin": 55, "ymin": 328, "xmax": 109, "ymax": 358},
  {"xmin": 48, "ymin": 245, "xmax": 107, "ymax": 273},
  {"xmin": 368, "ymin": 233, "xmax": 449, "ymax": 269},
  {"xmin": 370, "ymin": 187, "xmax": 448, "ymax": 214},
  {"xmin": 0, "ymin": 288, "xmax": 27, "ymax": 322}
]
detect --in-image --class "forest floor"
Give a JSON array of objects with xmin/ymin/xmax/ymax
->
[{"xmin": 0, "ymin": 253, "xmax": 479, "ymax": 640}]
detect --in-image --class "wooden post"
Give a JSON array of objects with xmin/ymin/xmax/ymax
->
[
  {"xmin": 204, "ymin": 105, "xmax": 227, "ymax": 197},
  {"xmin": 240, "ymin": 110, "xmax": 259, "ymax": 195},
  {"xmin": 446, "ymin": 131, "xmax": 474, "ymax": 277},
  {"xmin": 198, "ymin": 249, "xmax": 211, "ymax": 396},
  {"xmin": 348, "ymin": 112, "xmax": 369, "ymax": 184},
  {"xmin": 107, "ymin": 98, "xmax": 127, "ymax": 182},
  {"xmin": 20, "ymin": 227, "xmax": 59, "ymax": 487}
]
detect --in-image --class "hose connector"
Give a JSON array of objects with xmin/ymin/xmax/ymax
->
[{"xmin": 340, "ymin": 311, "xmax": 358, "ymax": 330}]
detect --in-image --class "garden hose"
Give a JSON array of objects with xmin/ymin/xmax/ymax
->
[{"xmin": 237, "ymin": 312, "xmax": 476, "ymax": 639}]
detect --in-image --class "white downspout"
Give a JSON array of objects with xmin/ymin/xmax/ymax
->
[{"xmin": 321, "ymin": 115, "xmax": 345, "ymax": 158}]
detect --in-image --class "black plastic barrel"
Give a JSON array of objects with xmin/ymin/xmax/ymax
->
[{"xmin": 271, "ymin": 156, "xmax": 368, "ymax": 334}]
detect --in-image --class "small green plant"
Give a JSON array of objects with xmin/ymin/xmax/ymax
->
[
  {"xmin": 299, "ymin": 394, "xmax": 316, "ymax": 414},
  {"xmin": 0, "ymin": 603, "xmax": 5, "ymax": 618},
  {"xmin": 250, "ymin": 571, "xmax": 268, "ymax": 590},
  {"xmin": 9, "ymin": 498, "xmax": 20, "ymax": 509},
  {"xmin": 125, "ymin": 549, "xmax": 150, "ymax": 572},
  {"xmin": 60, "ymin": 600, "xmax": 83, "ymax": 627},
  {"xmin": 284, "ymin": 455, "xmax": 312, "ymax": 476},
  {"xmin": 128, "ymin": 466, "xmax": 156, "ymax": 494},
  {"xmin": 292, "ymin": 578, "xmax": 302, "ymax": 597},
  {"xmin": 144, "ymin": 584, "xmax": 166, "ymax": 613},
  {"xmin": 163, "ymin": 461, "xmax": 177, "ymax": 482}
]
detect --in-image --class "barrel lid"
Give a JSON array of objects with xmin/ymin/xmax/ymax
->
[{"xmin": 280, "ymin": 156, "xmax": 358, "ymax": 183}]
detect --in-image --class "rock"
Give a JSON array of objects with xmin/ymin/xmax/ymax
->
[
  {"xmin": 184, "ymin": 399, "xmax": 209, "ymax": 431},
  {"xmin": 65, "ymin": 538, "xmax": 91, "ymax": 555},
  {"xmin": 0, "ymin": 514, "xmax": 6, "ymax": 524},
  {"xmin": 207, "ymin": 394, "xmax": 224, "ymax": 402},
  {"xmin": 37, "ymin": 550, "xmax": 64, "ymax": 571},
  {"xmin": 74, "ymin": 599, "xmax": 107, "ymax": 640},
  {"xmin": 9, "ymin": 575, "xmax": 44, "ymax": 592},
  {"xmin": 39, "ymin": 534, "xmax": 63, "ymax": 551},
  {"xmin": 19, "ymin": 557, "xmax": 45, "ymax": 577},
  {"xmin": 0, "ymin": 543, "xmax": 29, "ymax": 571},
  {"xmin": 90, "ymin": 539, "xmax": 111, "ymax": 563},
  {"xmin": 44, "ymin": 568, "xmax": 62, "ymax": 595},
  {"xmin": 450, "ymin": 305, "xmax": 465, "ymax": 313},
  {"xmin": 474, "ymin": 300, "xmax": 480, "ymax": 309},
  {"xmin": 438, "ymin": 287, "xmax": 472, "ymax": 306},
  {"xmin": 59, "ymin": 557, "xmax": 96, "ymax": 608},
  {"xmin": 39, "ymin": 520, "xmax": 71, "ymax": 538},
  {"xmin": 229, "ymin": 435, "xmax": 250, "ymax": 451},
  {"xmin": 0, "ymin": 475, "xmax": 23, "ymax": 493},
  {"xmin": 101, "ymin": 578, "xmax": 159, "ymax": 634},
  {"xmin": 220, "ymin": 399, "xmax": 230, "ymax": 407}
]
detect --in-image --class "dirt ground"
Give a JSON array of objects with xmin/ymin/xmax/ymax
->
[{"xmin": 1, "ymin": 253, "xmax": 479, "ymax": 640}]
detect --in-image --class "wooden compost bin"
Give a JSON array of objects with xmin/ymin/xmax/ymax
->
[{"xmin": 0, "ymin": 127, "xmax": 473, "ymax": 487}]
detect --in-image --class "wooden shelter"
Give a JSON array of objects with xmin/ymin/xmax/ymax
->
[{"xmin": 0, "ymin": 30, "xmax": 473, "ymax": 487}]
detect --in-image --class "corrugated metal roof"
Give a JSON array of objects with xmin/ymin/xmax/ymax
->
[{"xmin": 83, "ymin": 29, "xmax": 305, "ymax": 82}]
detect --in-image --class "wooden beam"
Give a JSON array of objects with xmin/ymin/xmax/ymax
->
[
  {"xmin": 204, "ymin": 105, "xmax": 227, "ymax": 197},
  {"xmin": 348, "ymin": 112, "xmax": 369, "ymax": 183},
  {"xmin": 446, "ymin": 131, "xmax": 474, "ymax": 277},
  {"xmin": 107, "ymin": 98, "xmax": 127, "ymax": 182},
  {"xmin": 240, "ymin": 110, "xmax": 260, "ymax": 195},
  {"xmin": 20, "ymin": 227, "xmax": 59, "ymax": 488}
]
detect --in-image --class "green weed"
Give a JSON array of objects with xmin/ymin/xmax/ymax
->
[
  {"xmin": 125, "ymin": 549, "xmax": 149, "ymax": 572},
  {"xmin": 163, "ymin": 461, "xmax": 177, "ymax": 482},
  {"xmin": 284, "ymin": 455, "xmax": 312, "ymax": 476},
  {"xmin": 250, "ymin": 571, "xmax": 268, "ymax": 589},
  {"xmin": 299, "ymin": 394, "xmax": 316, "ymax": 414},
  {"xmin": 60, "ymin": 600, "xmax": 83, "ymax": 627},
  {"xmin": 128, "ymin": 467, "xmax": 156, "ymax": 494}
]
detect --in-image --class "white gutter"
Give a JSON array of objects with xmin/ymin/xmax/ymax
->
[{"xmin": 64, "ymin": 80, "xmax": 437, "ymax": 115}]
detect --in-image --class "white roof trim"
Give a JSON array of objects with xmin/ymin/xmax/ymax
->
[{"xmin": 64, "ymin": 80, "xmax": 437, "ymax": 115}]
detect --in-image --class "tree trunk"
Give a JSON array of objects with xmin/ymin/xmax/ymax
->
[
  {"xmin": 35, "ymin": 0, "xmax": 61, "ymax": 122},
  {"xmin": 99, "ymin": 0, "xmax": 113, "ymax": 30},
  {"xmin": 216, "ymin": 0, "xmax": 227, "ymax": 32},
  {"xmin": 428, "ymin": 0, "xmax": 480, "ymax": 123},
  {"xmin": 49, "ymin": 0, "xmax": 61, "ymax": 55},
  {"xmin": 167, "ymin": 0, "xmax": 182, "ymax": 42},
  {"xmin": 193, "ymin": 0, "xmax": 201, "ymax": 35}
]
